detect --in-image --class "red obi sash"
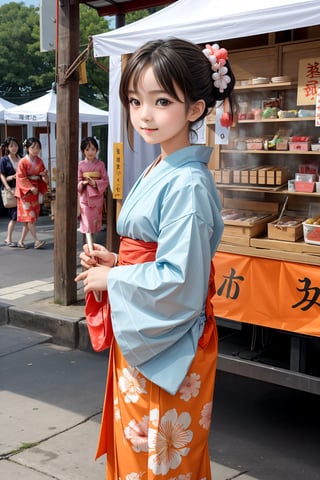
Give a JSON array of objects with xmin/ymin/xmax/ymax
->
[
  {"xmin": 85, "ymin": 237, "xmax": 157, "ymax": 352},
  {"xmin": 85, "ymin": 236, "xmax": 216, "ymax": 352}
]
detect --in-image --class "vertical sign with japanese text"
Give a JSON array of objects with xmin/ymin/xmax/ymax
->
[
  {"xmin": 113, "ymin": 143, "xmax": 124, "ymax": 200},
  {"xmin": 297, "ymin": 57, "xmax": 320, "ymax": 105},
  {"xmin": 316, "ymin": 86, "xmax": 320, "ymax": 127}
]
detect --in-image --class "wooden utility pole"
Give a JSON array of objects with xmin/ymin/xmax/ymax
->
[{"xmin": 54, "ymin": 0, "xmax": 79, "ymax": 305}]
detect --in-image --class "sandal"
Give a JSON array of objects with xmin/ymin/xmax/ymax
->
[
  {"xmin": 4, "ymin": 240, "xmax": 16, "ymax": 247},
  {"xmin": 34, "ymin": 240, "xmax": 45, "ymax": 249},
  {"xmin": 17, "ymin": 241, "xmax": 28, "ymax": 249}
]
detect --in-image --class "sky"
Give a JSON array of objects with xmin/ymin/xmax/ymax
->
[{"xmin": 0, "ymin": 1, "xmax": 39, "ymax": 6}]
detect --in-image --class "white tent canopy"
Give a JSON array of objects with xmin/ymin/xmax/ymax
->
[
  {"xmin": 93, "ymin": 0, "xmax": 320, "ymax": 57},
  {"xmin": 91, "ymin": 0, "xmax": 320, "ymax": 195},
  {"xmin": 0, "ymin": 97, "xmax": 16, "ymax": 122},
  {"xmin": 4, "ymin": 89, "xmax": 109, "ymax": 125}
]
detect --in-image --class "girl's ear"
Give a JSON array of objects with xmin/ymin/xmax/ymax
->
[{"xmin": 187, "ymin": 99, "xmax": 206, "ymax": 122}]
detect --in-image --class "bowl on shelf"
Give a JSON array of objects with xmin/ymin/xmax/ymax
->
[
  {"xmin": 271, "ymin": 76, "xmax": 291, "ymax": 83},
  {"xmin": 252, "ymin": 77, "xmax": 270, "ymax": 85}
]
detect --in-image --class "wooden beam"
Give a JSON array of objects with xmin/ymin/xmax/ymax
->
[{"xmin": 54, "ymin": 0, "xmax": 80, "ymax": 305}]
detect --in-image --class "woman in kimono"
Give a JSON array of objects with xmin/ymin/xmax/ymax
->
[
  {"xmin": 77, "ymin": 136, "xmax": 109, "ymax": 236},
  {"xmin": 15, "ymin": 137, "xmax": 49, "ymax": 249},
  {"xmin": 76, "ymin": 39, "xmax": 235, "ymax": 479}
]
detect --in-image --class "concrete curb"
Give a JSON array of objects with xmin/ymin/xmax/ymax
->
[{"xmin": 0, "ymin": 298, "xmax": 97, "ymax": 352}]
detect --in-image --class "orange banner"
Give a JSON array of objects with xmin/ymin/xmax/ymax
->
[{"xmin": 214, "ymin": 252, "xmax": 320, "ymax": 337}]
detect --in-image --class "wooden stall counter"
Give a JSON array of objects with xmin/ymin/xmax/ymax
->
[{"xmin": 213, "ymin": 251, "xmax": 320, "ymax": 337}]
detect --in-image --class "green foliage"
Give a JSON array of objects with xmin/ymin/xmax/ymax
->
[
  {"xmin": 0, "ymin": 2, "xmax": 49, "ymax": 103},
  {"xmin": 126, "ymin": 6, "xmax": 164, "ymax": 24},
  {"xmin": 0, "ymin": 2, "xmax": 110, "ymax": 107}
]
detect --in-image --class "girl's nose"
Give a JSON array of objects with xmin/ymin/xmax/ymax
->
[{"xmin": 140, "ymin": 104, "xmax": 152, "ymax": 121}]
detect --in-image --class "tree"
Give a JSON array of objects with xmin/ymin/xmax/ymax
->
[
  {"xmin": 0, "ymin": 2, "xmax": 49, "ymax": 103},
  {"xmin": 0, "ymin": 2, "xmax": 110, "ymax": 108}
]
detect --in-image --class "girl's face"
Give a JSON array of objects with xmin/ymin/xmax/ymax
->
[
  {"xmin": 128, "ymin": 65, "xmax": 197, "ymax": 156},
  {"xmin": 28, "ymin": 142, "xmax": 41, "ymax": 159},
  {"xmin": 84, "ymin": 143, "xmax": 97, "ymax": 162},
  {"xmin": 8, "ymin": 141, "xmax": 19, "ymax": 156}
]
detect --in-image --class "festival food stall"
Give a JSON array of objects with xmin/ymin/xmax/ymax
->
[{"xmin": 90, "ymin": 0, "xmax": 320, "ymax": 394}]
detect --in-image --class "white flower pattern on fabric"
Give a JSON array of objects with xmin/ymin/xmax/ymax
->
[
  {"xmin": 178, "ymin": 373, "xmax": 201, "ymax": 401},
  {"xmin": 150, "ymin": 408, "xmax": 159, "ymax": 427},
  {"xmin": 168, "ymin": 473, "xmax": 192, "ymax": 480},
  {"xmin": 118, "ymin": 366, "xmax": 147, "ymax": 403},
  {"xmin": 125, "ymin": 473, "xmax": 145, "ymax": 480},
  {"xmin": 124, "ymin": 415, "xmax": 149, "ymax": 452},
  {"xmin": 148, "ymin": 408, "xmax": 193, "ymax": 475},
  {"xmin": 114, "ymin": 396, "xmax": 120, "ymax": 422},
  {"xmin": 199, "ymin": 402, "xmax": 212, "ymax": 430}
]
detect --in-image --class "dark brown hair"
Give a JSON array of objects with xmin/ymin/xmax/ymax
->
[
  {"xmin": 23, "ymin": 137, "xmax": 41, "ymax": 152},
  {"xmin": 1, "ymin": 136, "xmax": 21, "ymax": 157},
  {"xmin": 119, "ymin": 38, "xmax": 235, "ymax": 125},
  {"xmin": 80, "ymin": 136, "xmax": 99, "ymax": 153}
]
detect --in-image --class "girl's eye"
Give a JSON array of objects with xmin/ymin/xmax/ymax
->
[
  {"xmin": 129, "ymin": 98, "xmax": 140, "ymax": 107},
  {"xmin": 156, "ymin": 98, "xmax": 171, "ymax": 106}
]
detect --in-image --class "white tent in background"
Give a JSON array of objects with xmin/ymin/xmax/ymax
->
[
  {"xmin": 0, "ymin": 97, "xmax": 16, "ymax": 122},
  {"xmin": 4, "ymin": 89, "xmax": 108, "ymax": 125},
  {"xmin": 91, "ymin": 0, "xmax": 320, "ymax": 196}
]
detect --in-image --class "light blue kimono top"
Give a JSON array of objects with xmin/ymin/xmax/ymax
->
[{"xmin": 107, "ymin": 145, "xmax": 224, "ymax": 395}]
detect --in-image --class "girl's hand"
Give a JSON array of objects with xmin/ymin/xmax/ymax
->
[
  {"xmin": 75, "ymin": 265, "xmax": 111, "ymax": 293},
  {"xmin": 87, "ymin": 177, "xmax": 96, "ymax": 188},
  {"xmin": 79, "ymin": 243, "xmax": 117, "ymax": 269}
]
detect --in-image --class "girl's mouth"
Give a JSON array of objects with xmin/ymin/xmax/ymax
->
[{"xmin": 142, "ymin": 127, "xmax": 157, "ymax": 133}]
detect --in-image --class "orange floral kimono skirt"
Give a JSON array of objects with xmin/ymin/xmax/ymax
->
[{"xmin": 95, "ymin": 238, "xmax": 218, "ymax": 480}]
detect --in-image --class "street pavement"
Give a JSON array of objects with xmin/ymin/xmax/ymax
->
[{"xmin": 0, "ymin": 213, "xmax": 320, "ymax": 479}]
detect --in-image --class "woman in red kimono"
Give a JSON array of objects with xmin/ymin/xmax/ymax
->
[{"xmin": 15, "ymin": 137, "xmax": 49, "ymax": 249}]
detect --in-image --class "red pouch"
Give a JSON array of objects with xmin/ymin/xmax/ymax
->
[{"xmin": 85, "ymin": 291, "xmax": 113, "ymax": 351}]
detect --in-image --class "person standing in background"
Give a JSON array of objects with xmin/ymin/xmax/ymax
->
[
  {"xmin": 77, "ymin": 136, "xmax": 109, "ymax": 238},
  {"xmin": 0, "ymin": 136, "xmax": 21, "ymax": 246},
  {"xmin": 15, "ymin": 137, "xmax": 49, "ymax": 249}
]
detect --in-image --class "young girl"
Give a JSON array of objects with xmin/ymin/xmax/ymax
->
[
  {"xmin": 77, "ymin": 136, "xmax": 109, "ymax": 236},
  {"xmin": 15, "ymin": 137, "xmax": 49, "ymax": 249},
  {"xmin": 0, "ymin": 137, "xmax": 21, "ymax": 246},
  {"xmin": 76, "ymin": 38, "xmax": 235, "ymax": 479}
]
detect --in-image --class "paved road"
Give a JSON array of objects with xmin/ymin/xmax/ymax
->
[{"xmin": 0, "ymin": 213, "xmax": 105, "ymax": 304}]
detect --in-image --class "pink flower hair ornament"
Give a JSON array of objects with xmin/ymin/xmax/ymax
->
[
  {"xmin": 203, "ymin": 43, "xmax": 234, "ymax": 128},
  {"xmin": 202, "ymin": 43, "xmax": 231, "ymax": 93}
]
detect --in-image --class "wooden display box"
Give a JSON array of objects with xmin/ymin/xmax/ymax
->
[
  {"xmin": 222, "ymin": 169, "xmax": 233, "ymax": 184},
  {"xmin": 267, "ymin": 167, "xmax": 290, "ymax": 185},
  {"xmin": 221, "ymin": 199, "xmax": 278, "ymax": 246},
  {"xmin": 233, "ymin": 167, "xmax": 247, "ymax": 184},
  {"xmin": 212, "ymin": 169, "xmax": 222, "ymax": 183},
  {"xmin": 267, "ymin": 216, "xmax": 305, "ymax": 242}
]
